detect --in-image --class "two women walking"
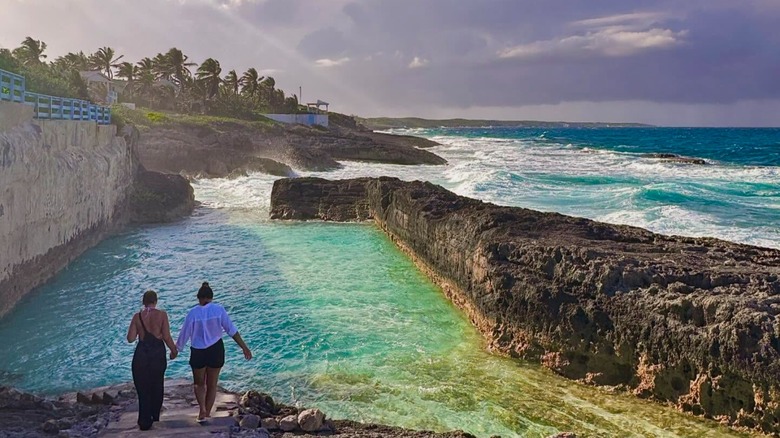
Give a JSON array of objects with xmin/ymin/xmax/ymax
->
[{"xmin": 125, "ymin": 282, "xmax": 252, "ymax": 430}]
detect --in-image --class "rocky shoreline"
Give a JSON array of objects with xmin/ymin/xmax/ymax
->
[
  {"xmin": 0, "ymin": 381, "xmax": 575, "ymax": 437},
  {"xmin": 134, "ymin": 118, "xmax": 446, "ymax": 178},
  {"xmin": 270, "ymin": 177, "xmax": 780, "ymax": 434}
]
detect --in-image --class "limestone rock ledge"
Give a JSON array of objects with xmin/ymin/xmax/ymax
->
[{"xmin": 270, "ymin": 176, "xmax": 780, "ymax": 433}]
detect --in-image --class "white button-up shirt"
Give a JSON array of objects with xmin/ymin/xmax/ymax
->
[{"xmin": 176, "ymin": 302, "xmax": 238, "ymax": 350}]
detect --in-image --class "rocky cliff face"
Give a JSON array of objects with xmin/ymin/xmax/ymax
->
[
  {"xmin": 0, "ymin": 103, "xmax": 194, "ymax": 318},
  {"xmin": 271, "ymin": 177, "xmax": 780, "ymax": 433},
  {"xmin": 0, "ymin": 105, "xmax": 137, "ymax": 317}
]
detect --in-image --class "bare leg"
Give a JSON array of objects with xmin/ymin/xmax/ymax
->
[
  {"xmin": 192, "ymin": 368, "xmax": 208, "ymax": 420},
  {"xmin": 204, "ymin": 367, "xmax": 222, "ymax": 417}
]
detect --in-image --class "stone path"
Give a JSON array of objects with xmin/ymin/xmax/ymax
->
[{"xmin": 101, "ymin": 379, "xmax": 240, "ymax": 437}]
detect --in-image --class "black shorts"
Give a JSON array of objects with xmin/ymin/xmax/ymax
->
[{"xmin": 190, "ymin": 339, "xmax": 225, "ymax": 369}]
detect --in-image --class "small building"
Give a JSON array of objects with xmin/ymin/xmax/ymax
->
[
  {"xmin": 79, "ymin": 71, "xmax": 118, "ymax": 104},
  {"xmin": 306, "ymin": 99, "xmax": 329, "ymax": 114}
]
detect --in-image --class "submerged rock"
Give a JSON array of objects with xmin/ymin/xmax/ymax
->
[
  {"xmin": 641, "ymin": 153, "xmax": 707, "ymax": 165},
  {"xmin": 270, "ymin": 176, "xmax": 780, "ymax": 434}
]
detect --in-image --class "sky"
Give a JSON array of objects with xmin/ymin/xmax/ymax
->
[{"xmin": 2, "ymin": 0, "xmax": 780, "ymax": 126}]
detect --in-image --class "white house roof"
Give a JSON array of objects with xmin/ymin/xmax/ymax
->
[
  {"xmin": 154, "ymin": 79, "xmax": 179, "ymax": 89},
  {"xmin": 79, "ymin": 70, "xmax": 111, "ymax": 83}
]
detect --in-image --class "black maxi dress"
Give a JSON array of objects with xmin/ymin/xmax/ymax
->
[{"xmin": 131, "ymin": 312, "xmax": 167, "ymax": 430}]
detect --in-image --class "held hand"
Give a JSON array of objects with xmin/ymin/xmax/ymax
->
[
  {"xmin": 242, "ymin": 347, "xmax": 253, "ymax": 360},
  {"xmin": 170, "ymin": 348, "xmax": 178, "ymax": 360}
]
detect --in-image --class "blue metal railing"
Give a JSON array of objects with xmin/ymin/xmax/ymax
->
[
  {"xmin": 0, "ymin": 69, "xmax": 25, "ymax": 103},
  {"xmin": 0, "ymin": 68, "xmax": 111, "ymax": 124}
]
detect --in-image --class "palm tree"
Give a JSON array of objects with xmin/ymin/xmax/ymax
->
[
  {"xmin": 258, "ymin": 76, "xmax": 276, "ymax": 107},
  {"xmin": 136, "ymin": 57, "xmax": 155, "ymax": 79},
  {"xmin": 116, "ymin": 62, "xmax": 138, "ymax": 98},
  {"xmin": 116, "ymin": 62, "xmax": 137, "ymax": 82},
  {"xmin": 88, "ymin": 47, "xmax": 124, "ymax": 79},
  {"xmin": 12, "ymin": 37, "xmax": 47, "ymax": 66},
  {"xmin": 152, "ymin": 53, "xmax": 174, "ymax": 81},
  {"xmin": 196, "ymin": 58, "xmax": 222, "ymax": 99},
  {"xmin": 223, "ymin": 70, "xmax": 240, "ymax": 95},
  {"xmin": 53, "ymin": 51, "xmax": 90, "ymax": 72},
  {"xmin": 164, "ymin": 48, "xmax": 196, "ymax": 86},
  {"xmin": 261, "ymin": 76, "xmax": 275, "ymax": 89},
  {"xmin": 240, "ymin": 68, "xmax": 264, "ymax": 97}
]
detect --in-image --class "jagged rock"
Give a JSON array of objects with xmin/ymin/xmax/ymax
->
[
  {"xmin": 641, "ymin": 153, "xmax": 707, "ymax": 165},
  {"xmin": 239, "ymin": 414, "xmax": 261, "ymax": 429},
  {"xmin": 90, "ymin": 393, "xmax": 102, "ymax": 404},
  {"xmin": 128, "ymin": 170, "xmax": 195, "ymax": 224},
  {"xmin": 239, "ymin": 390, "xmax": 277, "ymax": 417},
  {"xmin": 547, "ymin": 433, "xmax": 577, "ymax": 438},
  {"xmin": 75, "ymin": 392, "xmax": 91, "ymax": 405},
  {"xmin": 260, "ymin": 417, "xmax": 279, "ymax": 430},
  {"xmin": 298, "ymin": 408, "xmax": 325, "ymax": 432},
  {"xmin": 101, "ymin": 391, "xmax": 116, "ymax": 405},
  {"xmin": 134, "ymin": 120, "xmax": 445, "ymax": 178},
  {"xmin": 270, "ymin": 176, "xmax": 780, "ymax": 434},
  {"xmin": 279, "ymin": 414, "xmax": 299, "ymax": 431}
]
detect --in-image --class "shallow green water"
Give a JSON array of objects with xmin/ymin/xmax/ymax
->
[{"xmin": 0, "ymin": 208, "xmax": 758, "ymax": 437}]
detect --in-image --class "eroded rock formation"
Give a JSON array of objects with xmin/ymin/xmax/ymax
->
[
  {"xmin": 128, "ymin": 170, "xmax": 195, "ymax": 223},
  {"xmin": 270, "ymin": 176, "xmax": 780, "ymax": 433},
  {"xmin": 135, "ymin": 120, "xmax": 445, "ymax": 177}
]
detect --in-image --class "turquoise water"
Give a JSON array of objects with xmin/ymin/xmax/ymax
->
[{"xmin": 1, "ymin": 127, "xmax": 777, "ymax": 437}]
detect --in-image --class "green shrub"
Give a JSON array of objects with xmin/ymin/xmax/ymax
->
[{"xmin": 145, "ymin": 112, "xmax": 169, "ymax": 123}]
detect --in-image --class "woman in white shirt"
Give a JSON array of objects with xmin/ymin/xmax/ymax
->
[{"xmin": 176, "ymin": 282, "xmax": 252, "ymax": 421}]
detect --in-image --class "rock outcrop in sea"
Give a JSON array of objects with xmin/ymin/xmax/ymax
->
[
  {"xmin": 270, "ymin": 176, "xmax": 780, "ymax": 433},
  {"xmin": 135, "ymin": 119, "xmax": 446, "ymax": 178}
]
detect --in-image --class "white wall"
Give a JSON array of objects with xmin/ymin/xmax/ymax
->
[{"xmin": 264, "ymin": 113, "xmax": 329, "ymax": 127}]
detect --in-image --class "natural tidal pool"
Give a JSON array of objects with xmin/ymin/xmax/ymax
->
[{"xmin": 0, "ymin": 208, "xmax": 760, "ymax": 437}]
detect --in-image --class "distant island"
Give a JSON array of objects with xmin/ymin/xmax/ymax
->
[{"xmin": 359, "ymin": 117, "xmax": 651, "ymax": 130}]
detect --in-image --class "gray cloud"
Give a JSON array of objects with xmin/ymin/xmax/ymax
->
[{"xmin": 1, "ymin": 0, "xmax": 778, "ymax": 125}]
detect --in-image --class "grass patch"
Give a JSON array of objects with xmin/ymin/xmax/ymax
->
[{"xmin": 111, "ymin": 105, "xmax": 277, "ymax": 132}]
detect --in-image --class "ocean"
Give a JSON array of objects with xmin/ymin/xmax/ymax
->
[{"xmin": 0, "ymin": 127, "xmax": 776, "ymax": 437}]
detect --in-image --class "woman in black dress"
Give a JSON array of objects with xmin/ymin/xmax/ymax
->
[{"xmin": 126, "ymin": 290, "xmax": 178, "ymax": 430}]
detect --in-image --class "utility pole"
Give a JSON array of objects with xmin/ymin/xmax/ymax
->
[{"xmin": 299, "ymin": 86, "xmax": 302, "ymax": 104}]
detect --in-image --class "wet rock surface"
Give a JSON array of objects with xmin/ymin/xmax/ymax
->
[
  {"xmin": 270, "ymin": 176, "xmax": 780, "ymax": 433},
  {"xmin": 127, "ymin": 170, "xmax": 195, "ymax": 224},
  {"xmin": 135, "ymin": 120, "xmax": 444, "ymax": 178},
  {"xmin": 641, "ymin": 153, "xmax": 708, "ymax": 165}
]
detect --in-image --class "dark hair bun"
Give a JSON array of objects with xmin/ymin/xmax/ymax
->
[{"xmin": 197, "ymin": 282, "xmax": 214, "ymax": 300}]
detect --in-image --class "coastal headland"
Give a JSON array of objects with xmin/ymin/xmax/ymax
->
[
  {"xmin": 270, "ymin": 176, "xmax": 780, "ymax": 434},
  {"xmin": 121, "ymin": 108, "xmax": 445, "ymax": 178}
]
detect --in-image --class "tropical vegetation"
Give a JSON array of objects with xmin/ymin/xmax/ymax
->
[{"xmin": 1, "ymin": 36, "xmax": 304, "ymax": 120}]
